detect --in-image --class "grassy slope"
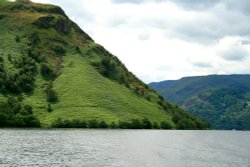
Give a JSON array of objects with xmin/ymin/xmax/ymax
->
[
  {"xmin": 30, "ymin": 55, "xmax": 172, "ymax": 127},
  {"xmin": 0, "ymin": 0, "xmax": 208, "ymax": 129}
]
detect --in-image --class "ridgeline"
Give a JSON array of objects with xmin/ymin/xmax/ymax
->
[{"xmin": 150, "ymin": 75, "xmax": 250, "ymax": 130}]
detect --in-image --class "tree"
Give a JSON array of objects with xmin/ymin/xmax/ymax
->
[
  {"xmin": 46, "ymin": 82, "xmax": 58, "ymax": 102},
  {"xmin": 176, "ymin": 119, "xmax": 197, "ymax": 130},
  {"xmin": 99, "ymin": 120, "xmax": 108, "ymax": 128},
  {"xmin": 110, "ymin": 122, "xmax": 117, "ymax": 129},
  {"xmin": 172, "ymin": 113, "xmax": 182, "ymax": 124},
  {"xmin": 28, "ymin": 31, "xmax": 40, "ymax": 46},
  {"xmin": 52, "ymin": 45, "xmax": 65, "ymax": 55},
  {"xmin": 88, "ymin": 119, "xmax": 98, "ymax": 128},
  {"xmin": 152, "ymin": 122, "xmax": 160, "ymax": 129},
  {"xmin": 71, "ymin": 119, "xmax": 84, "ymax": 128},
  {"xmin": 41, "ymin": 63, "xmax": 54, "ymax": 79},
  {"xmin": 131, "ymin": 119, "xmax": 143, "ymax": 129},
  {"xmin": 0, "ymin": 113, "xmax": 8, "ymax": 127},
  {"xmin": 142, "ymin": 118, "xmax": 152, "ymax": 129},
  {"xmin": 118, "ymin": 121, "xmax": 130, "ymax": 129},
  {"xmin": 160, "ymin": 121, "xmax": 173, "ymax": 129},
  {"xmin": 46, "ymin": 88, "xmax": 58, "ymax": 102},
  {"xmin": 24, "ymin": 105, "xmax": 33, "ymax": 114},
  {"xmin": 15, "ymin": 35, "xmax": 20, "ymax": 43},
  {"xmin": 7, "ymin": 97, "xmax": 22, "ymax": 114},
  {"xmin": 47, "ymin": 104, "xmax": 53, "ymax": 112}
]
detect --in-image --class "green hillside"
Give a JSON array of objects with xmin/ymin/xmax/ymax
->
[
  {"xmin": 149, "ymin": 75, "xmax": 250, "ymax": 130},
  {"xmin": 0, "ymin": 0, "xmax": 209, "ymax": 129}
]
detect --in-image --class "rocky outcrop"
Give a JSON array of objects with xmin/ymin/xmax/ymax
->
[{"xmin": 32, "ymin": 15, "xmax": 71, "ymax": 35}]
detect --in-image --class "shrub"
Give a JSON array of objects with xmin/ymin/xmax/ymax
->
[
  {"xmin": 46, "ymin": 82, "xmax": 58, "ymax": 102},
  {"xmin": 11, "ymin": 114, "xmax": 40, "ymax": 127},
  {"xmin": 118, "ymin": 121, "xmax": 130, "ymax": 129},
  {"xmin": 22, "ymin": 115, "xmax": 40, "ymax": 127},
  {"xmin": 88, "ymin": 119, "xmax": 98, "ymax": 128},
  {"xmin": 152, "ymin": 122, "xmax": 160, "ymax": 129},
  {"xmin": 28, "ymin": 31, "xmax": 40, "ymax": 46},
  {"xmin": 27, "ymin": 48, "xmax": 43, "ymax": 62},
  {"xmin": 142, "ymin": 118, "xmax": 152, "ymax": 129},
  {"xmin": 71, "ymin": 119, "xmax": 87, "ymax": 128},
  {"xmin": 0, "ymin": 113, "xmax": 8, "ymax": 127},
  {"xmin": 40, "ymin": 63, "xmax": 54, "ymax": 79},
  {"xmin": 7, "ymin": 97, "xmax": 22, "ymax": 114},
  {"xmin": 0, "ymin": 97, "xmax": 40, "ymax": 127},
  {"xmin": 75, "ymin": 46, "xmax": 81, "ymax": 53},
  {"xmin": 52, "ymin": 45, "xmax": 66, "ymax": 55},
  {"xmin": 46, "ymin": 88, "xmax": 58, "ymax": 102},
  {"xmin": 130, "ymin": 119, "xmax": 143, "ymax": 129},
  {"xmin": 110, "ymin": 122, "xmax": 118, "ymax": 129},
  {"xmin": 47, "ymin": 104, "xmax": 53, "ymax": 112},
  {"xmin": 52, "ymin": 119, "xmax": 87, "ymax": 128},
  {"xmin": 15, "ymin": 35, "xmax": 20, "ymax": 43},
  {"xmin": 176, "ymin": 119, "xmax": 197, "ymax": 130},
  {"xmin": 99, "ymin": 120, "xmax": 108, "ymax": 128},
  {"xmin": 160, "ymin": 121, "xmax": 173, "ymax": 129},
  {"xmin": 23, "ymin": 105, "xmax": 33, "ymax": 114},
  {"xmin": 158, "ymin": 95, "xmax": 164, "ymax": 101}
]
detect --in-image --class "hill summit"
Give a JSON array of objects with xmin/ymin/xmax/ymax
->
[{"xmin": 0, "ymin": 0, "xmax": 209, "ymax": 129}]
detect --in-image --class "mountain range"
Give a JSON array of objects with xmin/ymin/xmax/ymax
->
[{"xmin": 149, "ymin": 74, "xmax": 250, "ymax": 130}]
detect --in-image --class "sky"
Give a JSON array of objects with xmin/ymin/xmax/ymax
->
[{"xmin": 31, "ymin": 0, "xmax": 250, "ymax": 83}]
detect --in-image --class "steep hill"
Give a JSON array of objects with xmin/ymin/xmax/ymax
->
[
  {"xmin": 0, "ymin": 0, "xmax": 209, "ymax": 129},
  {"xmin": 149, "ymin": 75, "xmax": 250, "ymax": 130}
]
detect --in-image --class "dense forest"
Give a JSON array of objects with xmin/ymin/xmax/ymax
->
[{"xmin": 150, "ymin": 75, "xmax": 250, "ymax": 130}]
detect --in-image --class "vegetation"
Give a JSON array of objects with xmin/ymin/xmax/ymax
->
[
  {"xmin": 0, "ymin": 0, "xmax": 209, "ymax": 129},
  {"xmin": 51, "ymin": 118, "xmax": 193, "ymax": 129},
  {"xmin": 0, "ymin": 96, "xmax": 40, "ymax": 127},
  {"xmin": 150, "ymin": 75, "xmax": 250, "ymax": 130}
]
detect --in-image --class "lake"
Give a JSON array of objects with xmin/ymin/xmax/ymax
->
[{"xmin": 0, "ymin": 129, "xmax": 249, "ymax": 167}]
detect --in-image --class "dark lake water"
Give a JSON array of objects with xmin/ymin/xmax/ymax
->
[{"xmin": 0, "ymin": 129, "xmax": 249, "ymax": 167}]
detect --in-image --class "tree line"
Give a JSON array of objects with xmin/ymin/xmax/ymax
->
[{"xmin": 52, "ymin": 117, "xmax": 198, "ymax": 129}]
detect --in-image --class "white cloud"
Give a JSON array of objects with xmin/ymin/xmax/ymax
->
[
  {"xmin": 216, "ymin": 36, "xmax": 249, "ymax": 61},
  {"xmin": 32, "ymin": 0, "xmax": 250, "ymax": 83}
]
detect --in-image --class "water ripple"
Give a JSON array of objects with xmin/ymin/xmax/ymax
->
[{"xmin": 0, "ymin": 129, "xmax": 249, "ymax": 167}]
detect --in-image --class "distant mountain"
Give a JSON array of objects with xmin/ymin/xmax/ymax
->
[
  {"xmin": 149, "ymin": 75, "xmax": 250, "ymax": 130},
  {"xmin": 0, "ymin": 0, "xmax": 209, "ymax": 129}
]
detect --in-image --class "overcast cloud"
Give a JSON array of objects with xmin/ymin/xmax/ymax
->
[{"xmin": 32, "ymin": 0, "xmax": 250, "ymax": 83}]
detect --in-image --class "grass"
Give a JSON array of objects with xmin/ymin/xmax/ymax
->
[{"xmin": 31, "ymin": 55, "xmax": 172, "ymax": 127}]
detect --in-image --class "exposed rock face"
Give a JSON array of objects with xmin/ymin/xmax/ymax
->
[
  {"xmin": 32, "ymin": 15, "xmax": 71, "ymax": 34},
  {"xmin": 32, "ymin": 15, "xmax": 54, "ymax": 29},
  {"xmin": 54, "ymin": 17, "xmax": 71, "ymax": 34}
]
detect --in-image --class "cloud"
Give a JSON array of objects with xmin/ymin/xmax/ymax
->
[
  {"xmin": 169, "ymin": 0, "xmax": 219, "ymax": 11},
  {"xmin": 192, "ymin": 62, "xmax": 212, "ymax": 68},
  {"xmin": 111, "ymin": 0, "xmax": 164, "ymax": 4},
  {"xmin": 111, "ymin": 0, "xmax": 143, "ymax": 4},
  {"xmin": 216, "ymin": 37, "xmax": 249, "ymax": 61},
  {"xmin": 241, "ymin": 39, "xmax": 250, "ymax": 45},
  {"xmin": 166, "ymin": 1, "xmax": 250, "ymax": 44},
  {"xmin": 32, "ymin": 0, "xmax": 250, "ymax": 83},
  {"xmin": 224, "ymin": 0, "xmax": 250, "ymax": 15}
]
